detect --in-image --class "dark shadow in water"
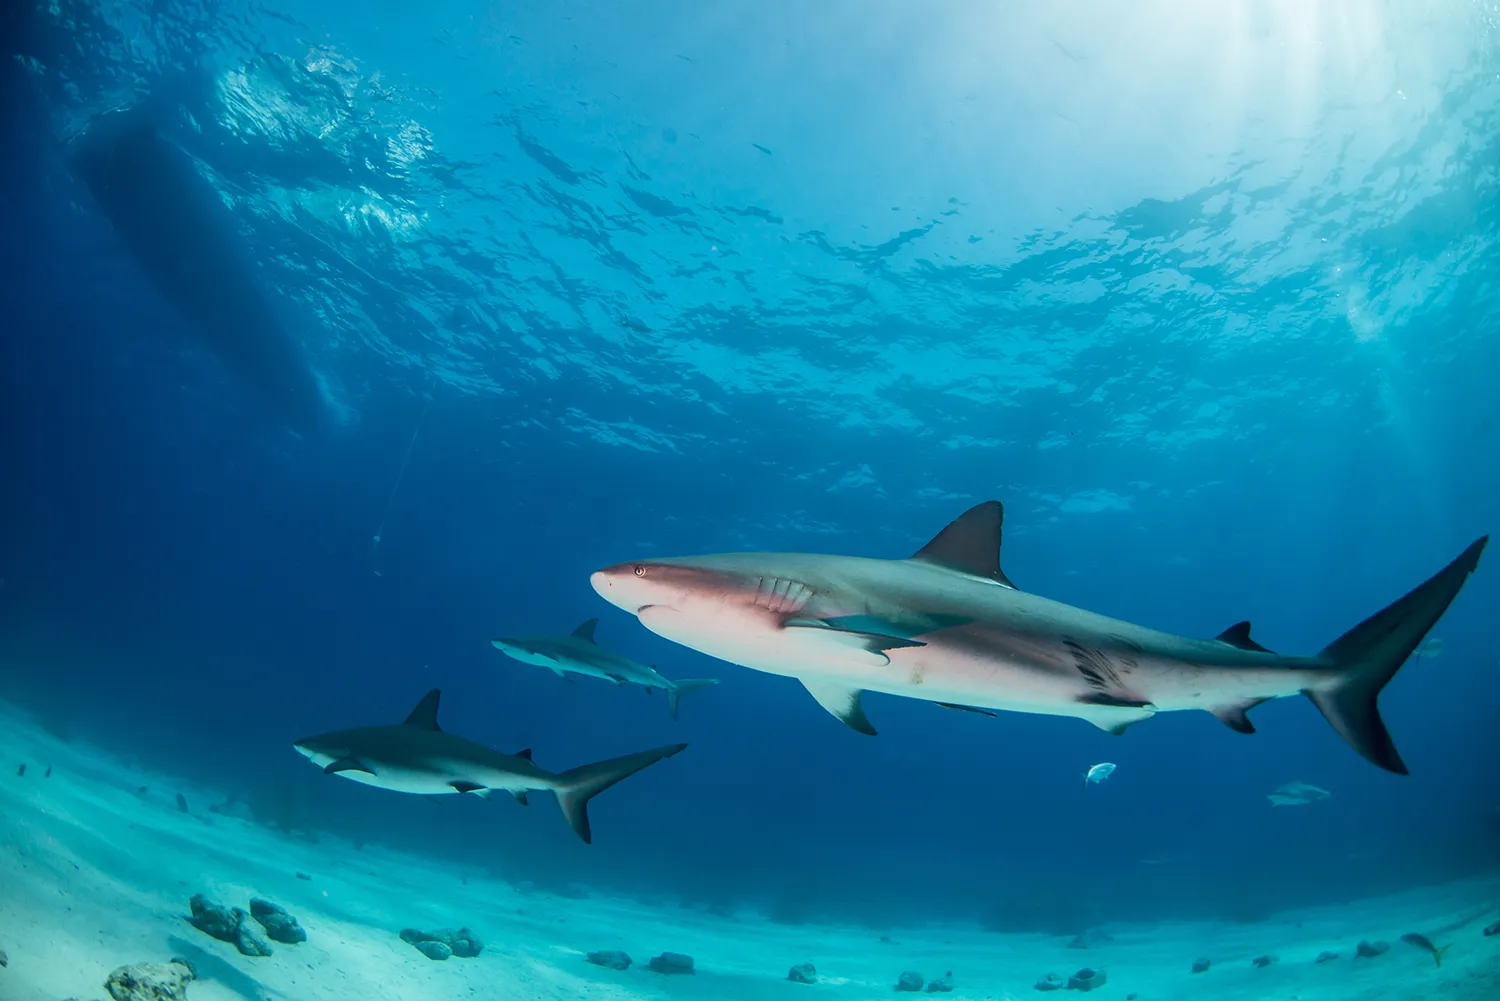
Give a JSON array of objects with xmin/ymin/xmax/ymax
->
[
  {"xmin": 167, "ymin": 934, "xmax": 281, "ymax": 1001},
  {"xmin": 68, "ymin": 98, "xmax": 327, "ymax": 433}
]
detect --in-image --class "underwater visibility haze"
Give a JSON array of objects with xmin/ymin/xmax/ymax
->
[{"xmin": 1, "ymin": 1, "xmax": 1499, "ymax": 999}]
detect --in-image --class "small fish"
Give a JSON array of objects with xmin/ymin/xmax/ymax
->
[
  {"xmin": 1083, "ymin": 762, "xmax": 1116, "ymax": 788},
  {"xmin": 1399, "ymin": 932, "xmax": 1451, "ymax": 967}
]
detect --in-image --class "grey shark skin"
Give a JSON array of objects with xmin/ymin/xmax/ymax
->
[
  {"xmin": 591, "ymin": 501, "xmax": 1488, "ymax": 774},
  {"xmin": 490, "ymin": 618, "xmax": 718, "ymax": 720},
  {"xmin": 292, "ymin": 690, "xmax": 685, "ymax": 843}
]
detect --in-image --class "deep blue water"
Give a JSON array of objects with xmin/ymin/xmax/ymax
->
[{"xmin": 2, "ymin": 0, "xmax": 1498, "ymax": 932}]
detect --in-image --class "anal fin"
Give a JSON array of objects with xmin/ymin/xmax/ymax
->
[
  {"xmin": 800, "ymin": 679, "xmax": 878, "ymax": 735},
  {"xmin": 1210, "ymin": 697, "xmax": 1269, "ymax": 734}
]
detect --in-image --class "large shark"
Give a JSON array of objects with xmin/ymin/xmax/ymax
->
[
  {"xmin": 490, "ymin": 618, "xmax": 719, "ymax": 720},
  {"xmin": 590, "ymin": 501, "xmax": 1487, "ymax": 773},
  {"xmin": 293, "ymin": 690, "xmax": 686, "ymax": 843}
]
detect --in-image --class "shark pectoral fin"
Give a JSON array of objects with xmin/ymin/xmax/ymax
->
[
  {"xmin": 1210, "ymin": 697, "xmax": 1269, "ymax": 734},
  {"xmin": 933, "ymin": 701, "xmax": 998, "ymax": 717},
  {"xmin": 1216, "ymin": 621, "xmax": 1274, "ymax": 654},
  {"xmin": 819, "ymin": 613, "xmax": 972, "ymax": 639},
  {"xmin": 783, "ymin": 621, "xmax": 926, "ymax": 666},
  {"xmin": 324, "ymin": 756, "xmax": 375, "ymax": 776},
  {"xmin": 800, "ymin": 679, "xmax": 878, "ymax": 735},
  {"xmin": 450, "ymin": 781, "xmax": 486, "ymax": 795}
]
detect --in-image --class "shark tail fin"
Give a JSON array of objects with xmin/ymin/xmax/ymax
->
[
  {"xmin": 665, "ymin": 678, "xmax": 720, "ymax": 721},
  {"xmin": 552, "ymin": 743, "xmax": 687, "ymax": 844},
  {"xmin": 1307, "ymin": 537, "xmax": 1487, "ymax": 774}
]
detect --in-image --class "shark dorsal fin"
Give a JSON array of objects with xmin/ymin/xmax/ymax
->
[
  {"xmin": 910, "ymin": 501, "xmax": 1017, "ymax": 588},
  {"xmin": 514, "ymin": 747, "xmax": 533, "ymax": 761},
  {"xmin": 1216, "ymin": 621, "xmax": 1273, "ymax": 654},
  {"xmin": 403, "ymin": 689, "xmax": 443, "ymax": 730},
  {"xmin": 571, "ymin": 618, "xmax": 599, "ymax": 643}
]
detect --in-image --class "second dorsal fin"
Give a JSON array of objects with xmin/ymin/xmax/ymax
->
[
  {"xmin": 571, "ymin": 618, "xmax": 599, "ymax": 643},
  {"xmin": 910, "ymin": 501, "xmax": 1017, "ymax": 588},
  {"xmin": 1216, "ymin": 621, "xmax": 1273, "ymax": 654},
  {"xmin": 403, "ymin": 689, "xmax": 442, "ymax": 730}
]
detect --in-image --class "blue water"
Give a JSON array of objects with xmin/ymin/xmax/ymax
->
[{"xmin": 2, "ymin": 0, "xmax": 1498, "ymax": 937}]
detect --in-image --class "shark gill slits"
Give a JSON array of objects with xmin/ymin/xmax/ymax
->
[{"xmin": 755, "ymin": 576, "xmax": 812, "ymax": 613}]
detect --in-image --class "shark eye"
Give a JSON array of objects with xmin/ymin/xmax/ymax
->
[{"xmin": 633, "ymin": 565, "xmax": 646, "ymax": 577}]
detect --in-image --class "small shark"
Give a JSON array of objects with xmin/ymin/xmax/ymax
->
[
  {"xmin": 490, "ymin": 619, "xmax": 719, "ymax": 720},
  {"xmin": 590, "ymin": 501, "xmax": 1487, "ymax": 773},
  {"xmin": 292, "ymin": 690, "xmax": 686, "ymax": 843}
]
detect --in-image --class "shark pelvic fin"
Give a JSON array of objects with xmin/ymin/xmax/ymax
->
[
  {"xmin": 450, "ymin": 780, "xmax": 485, "ymax": 794},
  {"xmin": 783, "ymin": 620, "xmax": 926, "ymax": 665},
  {"xmin": 324, "ymin": 756, "xmax": 375, "ymax": 776},
  {"xmin": 800, "ymin": 679, "xmax": 878, "ymax": 735},
  {"xmin": 910, "ymin": 500, "xmax": 1018, "ymax": 588},
  {"xmin": 1216, "ymin": 621, "xmax": 1273, "ymax": 653},
  {"xmin": 571, "ymin": 618, "xmax": 600, "ymax": 643},
  {"xmin": 403, "ymin": 689, "xmax": 442, "ymax": 730},
  {"xmin": 1086, "ymin": 710, "xmax": 1153, "ymax": 736},
  {"xmin": 1210, "ymin": 697, "xmax": 1269, "ymax": 733}
]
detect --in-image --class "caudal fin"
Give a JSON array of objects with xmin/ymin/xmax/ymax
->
[
  {"xmin": 553, "ymin": 743, "xmax": 687, "ymax": 843},
  {"xmin": 1307, "ymin": 537, "xmax": 1487, "ymax": 774},
  {"xmin": 665, "ymin": 678, "xmax": 720, "ymax": 720}
]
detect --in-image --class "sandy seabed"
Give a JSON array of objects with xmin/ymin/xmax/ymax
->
[{"xmin": 1, "ymin": 700, "xmax": 1496, "ymax": 1001}]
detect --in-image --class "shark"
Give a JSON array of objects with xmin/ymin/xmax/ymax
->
[
  {"xmin": 292, "ymin": 690, "xmax": 686, "ymax": 843},
  {"xmin": 490, "ymin": 618, "xmax": 719, "ymax": 720},
  {"xmin": 590, "ymin": 501, "xmax": 1487, "ymax": 774}
]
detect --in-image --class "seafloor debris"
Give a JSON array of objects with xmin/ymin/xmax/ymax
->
[
  {"xmin": 925, "ymin": 970, "xmax": 954, "ymax": 992},
  {"xmin": 1251, "ymin": 954, "xmax": 1278, "ymax": 968},
  {"xmin": 0, "ymin": 945, "xmax": 8, "ymax": 968},
  {"xmin": 1191, "ymin": 957, "xmax": 1211, "ymax": 973},
  {"xmin": 1356, "ymin": 939, "xmax": 1390, "ymax": 958},
  {"xmin": 176, "ymin": 793, "xmax": 189, "ymax": 813},
  {"xmin": 250, "ymin": 899, "xmax": 307, "ymax": 944},
  {"xmin": 1484, "ymin": 920, "xmax": 1499, "ymax": 937},
  {"xmin": 1067, "ymin": 967, "xmax": 1106, "ymax": 991},
  {"xmin": 103, "ymin": 960, "xmax": 195, "ymax": 1001},
  {"xmin": 786, "ymin": 962, "xmax": 816, "ymax": 983},
  {"xmin": 186, "ymin": 894, "xmax": 273, "ymax": 957},
  {"xmin": 648, "ymin": 952, "xmax": 695, "ymax": 975},
  {"xmin": 1034, "ymin": 972, "xmax": 1066, "ymax": 991},
  {"xmin": 1315, "ymin": 950, "xmax": 1339, "ymax": 963},
  {"xmin": 895, "ymin": 970, "xmax": 924, "ymax": 991},
  {"xmin": 587, "ymin": 950, "xmax": 632, "ymax": 970},
  {"xmin": 16, "ymin": 764, "xmax": 25, "ymax": 777},
  {"xmin": 400, "ymin": 927, "xmax": 484, "ymax": 960}
]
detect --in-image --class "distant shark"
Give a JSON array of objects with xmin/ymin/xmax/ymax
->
[
  {"xmin": 490, "ymin": 618, "xmax": 718, "ymax": 720},
  {"xmin": 590, "ymin": 501, "xmax": 1487, "ymax": 773},
  {"xmin": 293, "ymin": 690, "xmax": 686, "ymax": 843}
]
